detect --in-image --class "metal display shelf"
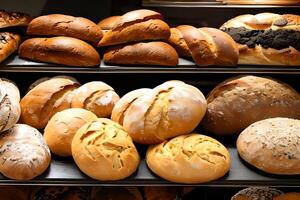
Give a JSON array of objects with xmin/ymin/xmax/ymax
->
[
  {"xmin": 0, "ymin": 147, "xmax": 299, "ymax": 186},
  {"xmin": 1, "ymin": 55, "xmax": 300, "ymax": 74}
]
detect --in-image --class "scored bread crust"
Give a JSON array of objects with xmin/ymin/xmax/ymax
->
[
  {"xmin": 146, "ymin": 134, "xmax": 231, "ymax": 183},
  {"xmin": 103, "ymin": 41, "xmax": 179, "ymax": 66},
  {"xmin": 97, "ymin": 16, "xmax": 121, "ymax": 30},
  {"xmin": 0, "ymin": 10, "xmax": 31, "ymax": 28},
  {"xmin": 202, "ymin": 75, "xmax": 300, "ymax": 135},
  {"xmin": 20, "ymin": 78, "xmax": 80, "ymax": 129},
  {"xmin": 18, "ymin": 36, "xmax": 101, "ymax": 67},
  {"xmin": 168, "ymin": 27, "xmax": 191, "ymax": 57},
  {"xmin": 27, "ymin": 14, "xmax": 103, "ymax": 43},
  {"xmin": 0, "ymin": 32, "xmax": 21, "ymax": 63}
]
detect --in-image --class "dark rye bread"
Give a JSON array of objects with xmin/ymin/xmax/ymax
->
[
  {"xmin": 0, "ymin": 32, "xmax": 21, "ymax": 63},
  {"xmin": 0, "ymin": 10, "xmax": 31, "ymax": 29},
  {"xmin": 231, "ymin": 187, "xmax": 283, "ymax": 200}
]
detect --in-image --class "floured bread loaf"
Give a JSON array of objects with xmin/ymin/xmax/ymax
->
[
  {"xmin": 71, "ymin": 81, "xmax": 120, "ymax": 117},
  {"xmin": 231, "ymin": 187, "xmax": 283, "ymax": 200},
  {"xmin": 0, "ymin": 124, "xmax": 51, "ymax": 180},
  {"xmin": 72, "ymin": 118, "xmax": 140, "ymax": 181},
  {"xmin": 237, "ymin": 117, "xmax": 300, "ymax": 175},
  {"xmin": 146, "ymin": 134, "xmax": 231, "ymax": 183},
  {"xmin": 98, "ymin": 9, "xmax": 170, "ymax": 47}
]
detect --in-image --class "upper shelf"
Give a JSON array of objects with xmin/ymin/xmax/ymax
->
[{"xmin": 1, "ymin": 55, "xmax": 300, "ymax": 74}]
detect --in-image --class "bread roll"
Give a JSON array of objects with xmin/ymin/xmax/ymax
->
[
  {"xmin": 104, "ymin": 41, "xmax": 179, "ymax": 66},
  {"xmin": 31, "ymin": 187, "xmax": 69, "ymax": 200},
  {"xmin": 44, "ymin": 108, "xmax": 97, "ymax": 156},
  {"xmin": 0, "ymin": 186, "xmax": 31, "ymax": 200},
  {"xmin": 274, "ymin": 193, "xmax": 300, "ymax": 200},
  {"xmin": 121, "ymin": 80, "xmax": 207, "ymax": 144},
  {"xmin": 0, "ymin": 78, "xmax": 20, "ymax": 101},
  {"xmin": 98, "ymin": 16, "xmax": 121, "ymax": 30},
  {"xmin": 231, "ymin": 187, "xmax": 283, "ymax": 200},
  {"xmin": 98, "ymin": 9, "xmax": 170, "ymax": 47},
  {"xmin": 0, "ymin": 10, "xmax": 31, "ymax": 28},
  {"xmin": 90, "ymin": 187, "xmax": 142, "ymax": 200},
  {"xmin": 202, "ymin": 75, "xmax": 300, "ymax": 135},
  {"xmin": 27, "ymin": 14, "xmax": 103, "ymax": 43},
  {"xmin": 19, "ymin": 36, "xmax": 101, "ymax": 67},
  {"xmin": 72, "ymin": 118, "xmax": 140, "ymax": 181},
  {"xmin": 146, "ymin": 134, "xmax": 231, "ymax": 183},
  {"xmin": 20, "ymin": 78, "xmax": 80, "ymax": 129},
  {"xmin": 0, "ymin": 124, "xmax": 51, "ymax": 180},
  {"xmin": 237, "ymin": 117, "xmax": 300, "ymax": 175},
  {"xmin": 71, "ymin": 81, "xmax": 120, "ymax": 117},
  {"xmin": 144, "ymin": 187, "xmax": 179, "ymax": 200},
  {"xmin": 220, "ymin": 13, "xmax": 300, "ymax": 65},
  {"xmin": 168, "ymin": 27, "xmax": 191, "ymax": 57},
  {"xmin": 0, "ymin": 32, "xmax": 21, "ymax": 63},
  {"xmin": 176, "ymin": 25, "xmax": 238, "ymax": 66}
]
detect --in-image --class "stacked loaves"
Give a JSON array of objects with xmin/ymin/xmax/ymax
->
[
  {"xmin": 19, "ymin": 14, "xmax": 102, "ymax": 67},
  {"xmin": 98, "ymin": 9, "xmax": 179, "ymax": 66}
]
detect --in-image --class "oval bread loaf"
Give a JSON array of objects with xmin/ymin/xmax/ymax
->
[
  {"xmin": 0, "ymin": 32, "xmax": 21, "ymax": 63},
  {"xmin": 97, "ymin": 16, "xmax": 121, "ymax": 30},
  {"xmin": 0, "ymin": 10, "xmax": 31, "ymax": 29}
]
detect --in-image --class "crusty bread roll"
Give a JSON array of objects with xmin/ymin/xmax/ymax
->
[
  {"xmin": 0, "ymin": 124, "xmax": 51, "ymax": 180},
  {"xmin": 72, "ymin": 118, "xmax": 140, "ymax": 181},
  {"xmin": 168, "ymin": 27, "xmax": 191, "ymax": 57},
  {"xmin": 237, "ymin": 117, "xmax": 300, "ymax": 175},
  {"xmin": 0, "ymin": 32, "xmax": 21, "ymax": 63},
  {"xmin": 98, "ymin": 9, "xmax": 170, "ymax": 47},
  {"xmin": 0, "ymin": 10, "xmax": 31, "ymax": 28},
  {"xmin": 104, "ymin": 41, "xmax": 179, "ymax": 66},
  {"xmin": 202, "ymin": 75, "xmax": 300, "ymax": 135},
  {"xmin": 144, "ymin": 187, "xmax": 179, "ymax": 200},
  {"xmin": 176, "ymin": 25, "xmax": 238, "ymax": 66},
  {"xmin": 274, "ymin": 193, "xmax": 300, "ymax": 200},
  {"xmin": 20, "ymin": 78, "xmax": 80, "ymax": 129},
  {"xmin": 118, "ymin": 80, "xmax": 207, "ymax": 144},
  {"xmin": 90, "ymin": 187, "xmax": 142, "ymax": 200},
  {"xmin": 220, "ymin": 13, "xmax": 300, "ymax": 65},
  {"xmin": 98, "ymin": 16, "xmax": 121, "ymax": 30},
  {"xmin": 27, "ymin": 14, "xmax": 103, "ymax": 43},
  {"xmin": 231, "ymin": 187, "xmax": 283, "ymax": 200},
  {"xmin": 18, "ymin": 36, "xmax": 101, "ymax": 67},
  {"xmin": 71, "ymin": 81, "xmax": 120, "ymax": 117},
  {"xmin": 0, "ymin": 186, "xmax": 31, "ymax": 200},
  {"xmin": 146, "ymin": 134, "xmax": 231, "ymax": 183},
  {"xmin": 31, "ymin": 187, "xmax": 69, "ymax": 200},
  {"xmin": 44, "ymin": 108, "xmax": 97, "ymax": 156}
]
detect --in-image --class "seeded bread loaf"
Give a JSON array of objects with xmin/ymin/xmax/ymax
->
[
  {"xmin": 0, "ymin": 10, "xmax": 31, "ymax": 29},
  {"xmin": 231, "ymin": 187, "xmax": 283, "ymax": 200}
]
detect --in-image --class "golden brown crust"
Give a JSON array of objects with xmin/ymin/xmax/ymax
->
[
  {"xmin": 104, "ymin": 41, "xmax": 179, "ymax": 66},
  {"xmin": 0, "ymin": 32, "xmax": 21, "ymax": 63},
  {"xmin": 0, "ymin": 10, "xmax": 31, "ymax": 28},
  {"xmin": 27, "ymin": 14, "xmax": 103, "ymax": 43},
  {"xmin": 146, "ymin": 134, "xmax": 231, "ymax": 183},
  {"xmin": 18, "ymin": 36, "xmax": 101, "ymax": 67},
  {"xmin": 237, "ymin": 118, "xmax": 300, "ymax": 175},
  {"xmin": 98, "ymin": 16, "xmax": 121, "ymax": 30},
  {"xmin": 274, "ymin": 193, "xmax": 300, "ymax": 200},
  {"xmin": 202, "ymin": 75, "xmax": 300, "ymax": 135},
  {"xmin": 72, "ymin": 118, "xmax": 140, "ymax": 181},
  {"xmin": 20, "ymin": 78, "xmax": 80, "ymax": 129},
  {"xmin": 168, "ymin": 27, "xmax": 191, "ymax": 57}
]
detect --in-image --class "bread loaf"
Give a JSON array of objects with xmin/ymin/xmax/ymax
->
[
  {"xmin": 98, "ymin": 9, "xmax": 170, "ymax": 47},
  {"xmin": 0, "ymin": 124, "xmax": 51, "ymax": 180},
  {"xmin": 20, "ymin": 78, "xmax": 80, "ymax": 129},
  {"xmin": 19, "ymin": 36, "xmax": 101, "ymax": 67},
  {"xmin": 90, "ymin": 187, "xmax": 142, "ymax": 200},
  {"xmin": 168, "ymin": 27, "xmax": 191, "ymax": 57},
  {"xmin": 44, "ymin": 108, "xmax": 97, "ymax": 156},
  {"xmin": 237, "ymin": 117, "xmax": 300, "ymax": 175},
  {"xmin": 274, "ymin": 193, "xmax": 300, "ymax": 200},
  {"xmin": 146, "ymin": 134, "xmax": 231, "ymax": 183},
  {"xmin": 71, "ymin": 81, "xmax": 120, "ymax": 117},
  {"xmin": 176, "ymin": 25, "xmax": 238, "ymax": 66},
  {"xmin": 0, "ymin": 10, "xmax": 31, "ymax": 28},
  {"xmin": 27, "ymin": 14, "xmax": 103, "ymax": 43},
  {"xmin": 0, "ymin": 78, "xmax": 20, "ymax": 101},
  {"xmin": 0, "ymin": 32, "xmax": 21, "ymax": 63},
  {"xmin": 202, "ymin": 75, "xmax": 300, "ymax": 135},
  {"xmin": 119, "ymin": 80, "xmax": 207, "ymax": 144},
  {"xmin": 72, "ymin": 118, "xmax": 140, "ymax": 181},
  {"xmin": 104, "ymin": 41, "xmax": 179, "ymax": 66},
  {"xmin": 231, "ymin": 187, "xmax": 283, "ymax": 200},
  {"xmin": 220, "ymin": 13, "xmax": 300, "ymax": 65},
  {"xmin": 98, "ymin": 16, "xmax": 121, "ymax": 30}
]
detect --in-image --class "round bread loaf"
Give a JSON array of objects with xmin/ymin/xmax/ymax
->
[
  {"xmin": 0, "ymin": 78, "xmax": 20, "ymax": 101},
  {"xmin": 20, "ymin": 78, "xmax": 80, "ymax": 129},
  {"xmin": 0, "ymin": 124, "xmax": 51, "ymax": 180},
  {"xmin": 90, "ymin": 187, "xmax": 142, "ymax": 200},
  {"xmin": 97, "ymin": 16, "xmax": 121, "ymax": 30},
  {"xmin": 19, "ymin": 36, "xmax": 101, "ymax": 67},
  {"xmin": 72, "ymin": 118, "xmax": 140, "ymax": 181},
  {"xmin": 146, "ymin": 134, "xmax": 231, "ymax": 183},
  {"xmin": 71, "ymin": 81, "xmax": 120, "ymax": 117},
  {"xmin": 0, "ymin": 186, "xmax": 31, "ymax": 200},
  {"xmin": 231, "ymin": 187, "xmax": 283, "ymax": 200},
  {"xmin": 30, "ymin": 187, "xmax": 69, "ymax": 200},
  {"xmin": 237, "ymin": 117, "xmax": 300, "ymax": 175},
  {"xmin": 120, "ymin": 80, "xmax": 207, "ymax": 144},
  {"xmin": 202, "ymin": 75, "xmax": 300, "ymax": 135},
  {"xmin": 44, "ymin": 108, "xmax": 97, "ymax": 156},
  {"xmin": 274, "ymin": 193, "xmax": 300, "ymax": 200}
]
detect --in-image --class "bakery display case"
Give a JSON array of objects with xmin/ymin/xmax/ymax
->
[{"xmin": 0, "ymin": 0, "xmax": 299, "ymax": 199}]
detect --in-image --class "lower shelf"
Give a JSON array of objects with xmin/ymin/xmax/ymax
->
[{"xmin": 1, "ymin": 147, "xmax": 299, "ymax": 186}]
